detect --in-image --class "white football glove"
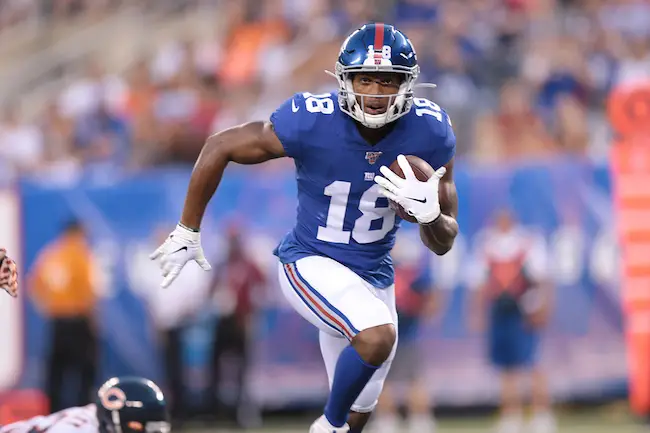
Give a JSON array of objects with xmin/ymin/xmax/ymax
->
[
  {"xmin": 374, "ymin": 154, "xmax": 446, "ymax": 224},
  {"xmin": 149, "ymin": 224, "xmax": 212, "ymax": 288}
]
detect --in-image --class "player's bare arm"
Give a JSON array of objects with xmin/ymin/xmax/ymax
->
[
  {"xmin": 150, "ymin": 121, "xmax": 286, "ymax": 288},
  {"xmin": 181, "ymin": 121, "xmax": 286, "ymax": 230},
  {"xmin": 419, "ymin": 158, "xmax": 459, "ymax": 255}
]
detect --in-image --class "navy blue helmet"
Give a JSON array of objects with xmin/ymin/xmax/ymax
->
[
  {"xmin": 96, "ymin": 376, "xmax": 170, "ymax": 433},
  {"xmin": 331, "ymin": 23, "xmax": 424, "ymax": 128}
]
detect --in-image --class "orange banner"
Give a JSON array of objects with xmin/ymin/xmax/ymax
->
[{"xmin": 608, "ymin": 82, "xmax": 650, "ymax": 415}]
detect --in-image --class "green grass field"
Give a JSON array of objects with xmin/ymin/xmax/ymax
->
[{"xmin": 180, "ymin": 408, "xmax": 648, "ymax": 432}]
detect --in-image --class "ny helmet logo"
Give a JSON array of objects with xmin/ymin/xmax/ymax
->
[{"xmin": 365, "ymin": 151, "xmax": 382, "ymax": 165}]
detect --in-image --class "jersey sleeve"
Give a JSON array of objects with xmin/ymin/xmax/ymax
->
[
  {"xmin": 427, "ymin": 110, "xmax": 456, "ymax": 169},
  {"xmin": 269, "ymin": 92, "xmax": 310, "ymax": 160}
]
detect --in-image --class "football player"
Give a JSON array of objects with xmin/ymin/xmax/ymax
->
[
  {"xmin": 150, "ymin": 23, "xmax": 458, "ymax": 433},
  {"xmin": 0, "ymin": 376, "xmax": 170, "ymax": 433},
  {"xmin": 0, "ymin": 248, "xmax": 18, "ymax": 298}
]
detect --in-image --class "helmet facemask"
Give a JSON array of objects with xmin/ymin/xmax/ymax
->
[{"xmin": 328, "ymin": 62, "xmax": 420, "ymax": 129}]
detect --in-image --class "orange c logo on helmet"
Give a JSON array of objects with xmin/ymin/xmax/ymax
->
[{"xmin": 99, "ymin": 387, "xmax": 127, "ymax": 411}]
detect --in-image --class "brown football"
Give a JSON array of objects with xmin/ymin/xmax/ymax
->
[{"xmin": 388, "ymin": 155, "xmax": 435, "ymax": 223}]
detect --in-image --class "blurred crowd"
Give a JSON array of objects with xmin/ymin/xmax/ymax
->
[
  {"xmin": 0, "ymin": 0, "xmax": 195, "ymax": 28},
  {"xmin": 1, "ymin": 0, "xmax": 649, "ymax": 184}
]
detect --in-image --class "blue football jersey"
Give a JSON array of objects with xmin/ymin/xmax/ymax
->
[{"xmin": 271, "ymin": 91, "xmax": 456, "ymax": 289}]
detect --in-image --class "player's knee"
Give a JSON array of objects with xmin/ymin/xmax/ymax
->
[{"xmin": 352, "ymin": 324, "xmax": 396, "ymax": 366}]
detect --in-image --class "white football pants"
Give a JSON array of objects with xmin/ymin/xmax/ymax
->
[{"xmin": 277, "ymin": 255, "xmax": 398, "ymax": 413}]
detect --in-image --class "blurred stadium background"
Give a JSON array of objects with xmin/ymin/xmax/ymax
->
[{"xmin": 0, "ymin": 0, "xmax": 648, "ymax": 431}]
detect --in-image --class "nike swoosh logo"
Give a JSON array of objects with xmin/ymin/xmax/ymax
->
[
  {"xmin": 408, "ymin": 197, "xmax": 427, "ymax": 204},
  {"xmin": 291, "ymin": 99, "xmax": 300, "ymax": 112},
  {"xmin": 172, "ymin": 246, "xmax": 188, "ymax": 254}
]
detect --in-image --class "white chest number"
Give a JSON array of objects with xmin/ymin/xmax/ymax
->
[
  {"xmin": 307, "ymin": 96, "xmax": 445, "ymax": 244},
  {"xmin": 303, "ymin": 92, "xmax": 335, "ymax": 114},
  {"xmin": 317, "ymin": 182, "xmax": 396, "ymax": 244}
]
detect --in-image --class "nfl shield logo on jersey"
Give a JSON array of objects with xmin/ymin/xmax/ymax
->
[{"xmin": 365, "ymin": 151, "xmax": 382, "ymax": 165}]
